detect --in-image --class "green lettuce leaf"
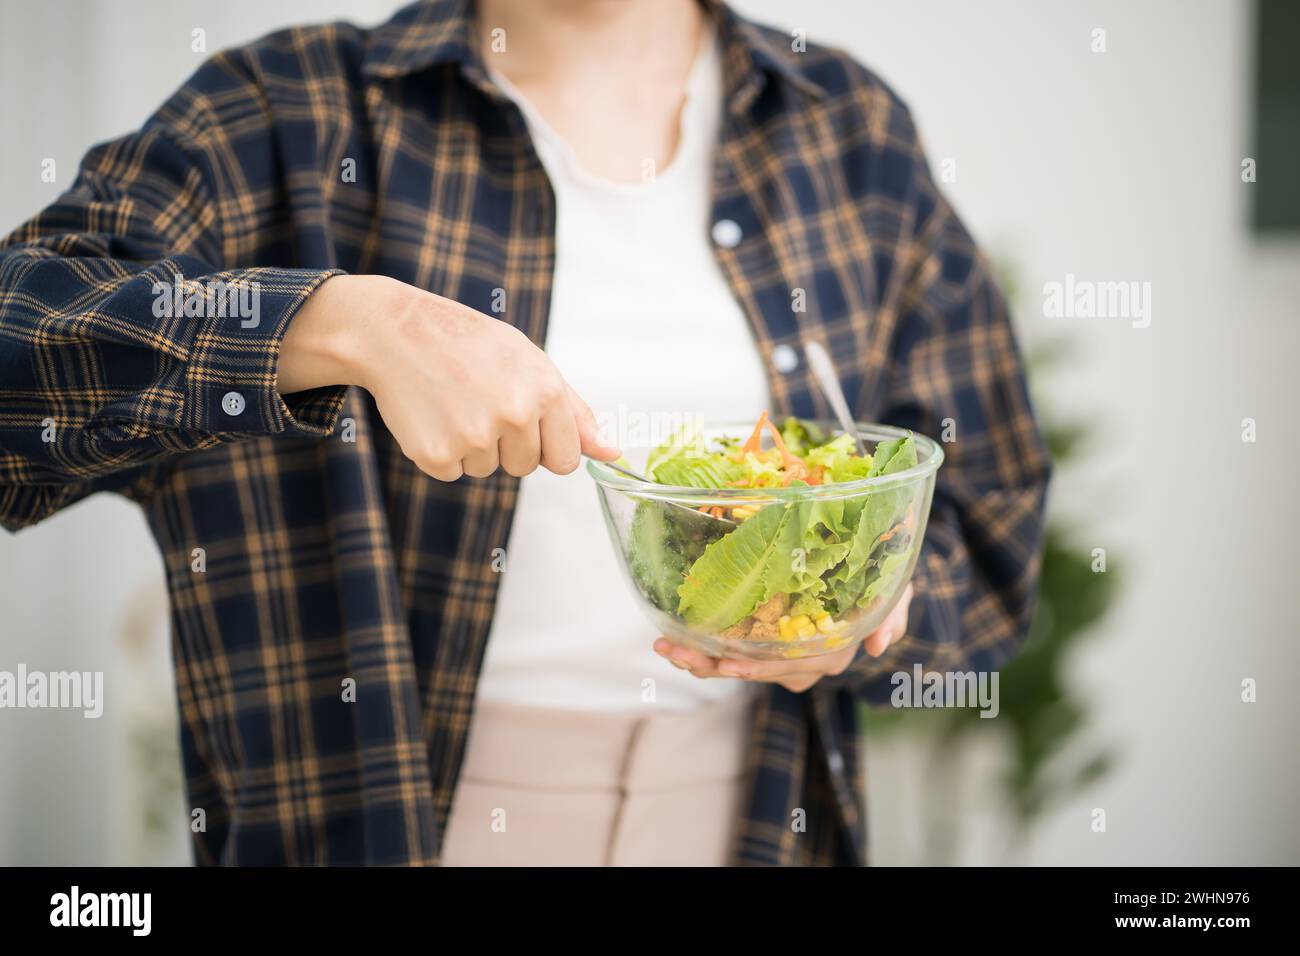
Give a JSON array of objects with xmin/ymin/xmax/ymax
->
[
  {"xmin": 645, "ymin": 427, "xmax": 744, "ymax": 489},
  {"xmin": 805, "ymin": 433, "xmax": 874, "ymax": 483},
  {"xmin": 832, "ymin": 434, "xmax": 919, "ymax": 590},
  {"xmin": 804, "ymin": 496, "xmax": 848, "ymax": 538},
  {"xmin": 653, "ymin": 455, "xmax": 744, "ymax": 489},
  {"xmin": 628, "ymin": 499, "xmax": 728, "ymax": 613},
  {"xmin": 779, "ymin": 417, "xmax": 828, "ymax": 457},
  {"xmin": 867, "ymin": 435, "xmax": 912, "ymax": 477},
  {"xmin": 856, "ymin": 550, "xmax": 911, "ymax": 610},
  {"xmin": 676, "ymin": 500, "xmax": 805, "ymax": 629}
]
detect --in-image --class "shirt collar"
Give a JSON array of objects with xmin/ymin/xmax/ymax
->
[
  {"xmin": 362, "ymin": 0, "xmax": 477, "ymax": 79},
  {"xmin": 362, "ymin": 0, "xmax": 827, "ymax": 110}
]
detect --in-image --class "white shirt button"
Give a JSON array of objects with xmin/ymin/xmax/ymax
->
[
  {"xmin": 711, "ymin": 218, "xmax": 743, "ymax": 248},
  {"xmin": 772, "ymin": 343, "xmax": 799, "ymax": 373},
  {"xmin": 827, "ymin": 749, "xmax": 845, "ymax": 776},
  {"xmin": 221, "ymin": 391, "xmax": 246, "ymax": 416}
]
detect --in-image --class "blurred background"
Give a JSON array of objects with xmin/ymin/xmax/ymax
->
[{"xmin": 1, "ymin": 0, "xmax": 1297, "ymax": 865}]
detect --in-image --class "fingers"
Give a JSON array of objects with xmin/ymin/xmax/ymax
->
[
  {"xmin": 653, "ymin": 639, "xmax": 727, "ymax": 678},
  {"xmin": 464, "ymin": 382, "xmax": 612, "ymax": 479},
  {"xmin": 864, "ymin": 582, "xmax": 913, "ymax": 658},
  {"xmin": 652, "ymin": 637, "xmax": 857, "ymax": 691},
  {"xmin": 405, "ymin": 366, "xmax": 610, "ymax": 480},
  {"xmin": 424, "ymin": 457, "xmax": 464, "ymax": 482},
  {"xmin": 774, "ymin": 673, "xmax": 822, "ymax": 693},
  {"xmin": 568, "ymin": 384, "xmax": 620, "ymax": 461},
  {"xmin": 862, "ymin": 628, "xmax": 893, "ymax": 658},
  {"xmin": 498, "ymin": 421, "xmax": 542, "ymax": 477},
  {"xmin": 427, "ymin": 386, "xmax": 608, "ymax": 481},
  {"xmin": 715, "ymin": 644, "xmax": 859, "ymax": 682},
  {"xmin": 460, "ymin": 441, "xmax": 501, "ymax": 479},
  {"xmin": 538, "ymin": 386, "xmax": 581, "ymax": 474},
  {"xmin": 541, "ymin": 382, "xmax": 619, "ymax": 475}
]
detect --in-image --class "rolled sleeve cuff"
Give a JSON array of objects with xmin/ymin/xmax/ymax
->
[{"xmin": 183, "ymin": 267, "xmax": 348, "ymax": 437}]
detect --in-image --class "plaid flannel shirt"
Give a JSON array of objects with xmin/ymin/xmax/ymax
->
[{"xmin": 0, "ymin": 0, "xmax": 1050, "ymax": 865}]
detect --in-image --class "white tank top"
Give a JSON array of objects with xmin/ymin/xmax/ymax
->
[{"xmin": 477, "ymin": 32, "xmax": 770, "ymax": 711}]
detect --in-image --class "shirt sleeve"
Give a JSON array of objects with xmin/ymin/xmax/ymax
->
[
  {"xmin": 0, "ymin": 55, "xmax": 348, "ymax": 532},
  {"xmin": 828, "ymin": 115, "xmax": 1052, "ymax": 702}
]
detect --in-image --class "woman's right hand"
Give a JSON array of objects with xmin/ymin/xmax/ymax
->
[{"xmin": 279, "ymin": 274, "xmax": 620, "ymax": 481}]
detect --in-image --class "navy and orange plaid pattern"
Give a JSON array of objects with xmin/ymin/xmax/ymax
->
[{"xmin": 0, "ymin": 0, "xmax": 1049, "ymax": 865}]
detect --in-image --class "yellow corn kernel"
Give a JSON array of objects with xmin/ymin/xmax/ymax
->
[
  {"xmin": 731, "ymin": 505, "xmax": 757, "ymax": 520},
  {"xmin": 815, "ymin": 614, "xmax": 837, "ymax": 634},
  {"xmin": 787, "ymin": 614, "xmax": 815, "ymax": 641}
]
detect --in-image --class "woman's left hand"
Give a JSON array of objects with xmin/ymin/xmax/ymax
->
[{"xmin": 653, "ymin": 584, "xmax": 913, "ymax": 693}]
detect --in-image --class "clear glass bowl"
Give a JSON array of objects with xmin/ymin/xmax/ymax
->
[{"xmin": 587, "ymin": 420, "xmax": 943, "ymax": 662}]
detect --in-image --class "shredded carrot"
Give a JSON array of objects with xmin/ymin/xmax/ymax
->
[
  {"xmin": 762, "ymin": 417, "xmax": 801, "ymax": 470},
  {"xmin": 739, "ymin": 412, "xmax": 822, "ymax": 486},
  {"xmin": 740, "ymin": 411, "xmax": 770, "ymax": 454},
  {"xmin": 879, "ymin": 512, "xmax": 912, "ymax": 543},
  {"xmin": 752, "ymin": 414, "xmax": 811, "ymax": 483}
]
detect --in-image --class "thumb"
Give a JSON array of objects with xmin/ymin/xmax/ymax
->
[{"xmin": 567, "ymin": 385, "xmax": 620, "ymax": 461}]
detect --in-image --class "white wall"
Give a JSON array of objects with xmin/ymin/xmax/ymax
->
[
  {"xmin": 764, "ymin": 0, "xmax": 1300, "ymax": 865},
  {"xmin": 0, "ymin": 0, "xmax": 399, "ymax": 867},
  {"xmin": 1, "ymin": 0, "xmax": 1296, "ymax": 865}
]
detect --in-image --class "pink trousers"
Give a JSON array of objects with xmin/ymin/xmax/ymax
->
[{"xmin": 441, "ymin": 691, "xmax": 755, "ymax": 866}]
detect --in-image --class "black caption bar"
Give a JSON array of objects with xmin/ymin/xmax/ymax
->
[{"xmin": 0, "ymin": 866, "xmax": 1284, "ymax": 941}]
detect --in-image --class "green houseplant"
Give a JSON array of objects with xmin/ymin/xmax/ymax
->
[{"xmin": 863, "ymin": 262, "xmax": 1120, "ymax": 862}]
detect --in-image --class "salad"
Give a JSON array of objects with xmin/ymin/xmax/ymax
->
[{"xmin": 627, "ymin": 413, "xmax": 920, "ymax": 647}]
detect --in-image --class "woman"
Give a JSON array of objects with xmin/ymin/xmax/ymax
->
[{"xmin": 0, "ymin": 0, "xmax": 1049, "ymax": 865}]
